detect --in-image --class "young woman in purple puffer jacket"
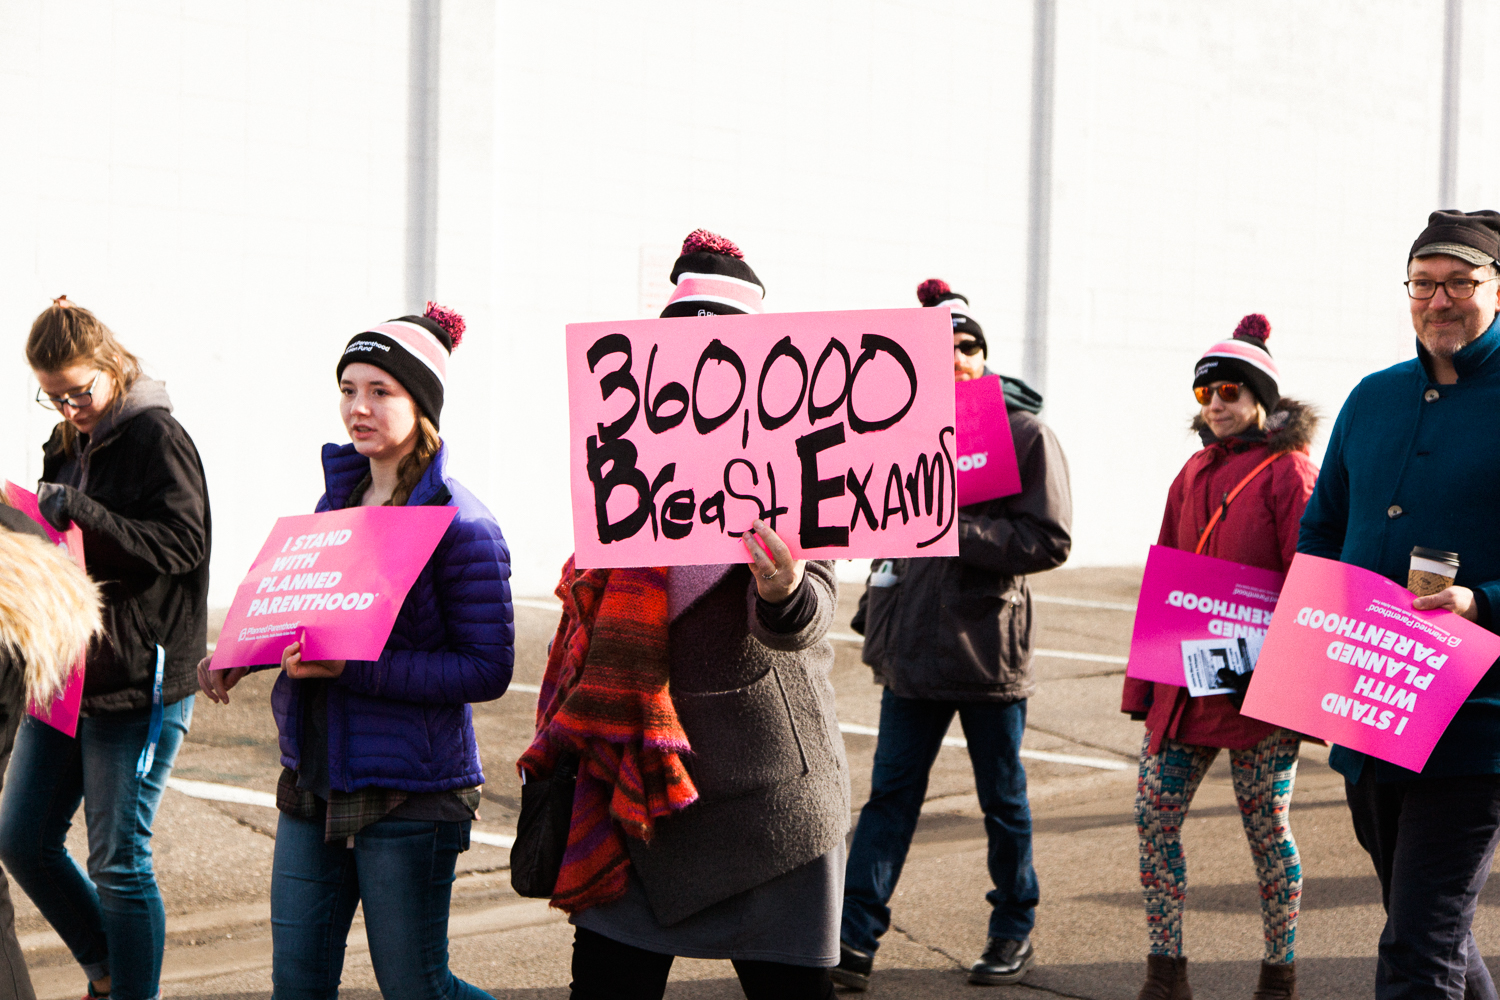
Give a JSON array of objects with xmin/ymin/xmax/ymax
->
[{"xmin": 198, "ymin": 304, "xmax": 513, "ymax": 1000}]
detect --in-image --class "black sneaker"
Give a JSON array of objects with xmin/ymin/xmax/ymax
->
[
  {"xmin": 831, "ymin": 942, "xmax": 873, "ymax": 991},
  {"xmin": 968, "ymin": 937, "xmax": 1035, "ymax": 985}
]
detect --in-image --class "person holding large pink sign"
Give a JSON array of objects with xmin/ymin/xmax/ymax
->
[
  {"xmin": 528, "ymin": 233, "xmax": 849, "ymax": 1000},
  {"xmin": 1119, "ymin": 313, "xmax": 1319, "ymax": 1000},
  {"xmin": 1297, "ymin": 209, "xmax": 1500, "ymax": 999},
  {"xmin": 196, "ymin": 303, "xmax": 512, "ymax": 1000},
  {"xmin": 0, "ymin": 297, "xmax": 210, "ymax": 1000}
]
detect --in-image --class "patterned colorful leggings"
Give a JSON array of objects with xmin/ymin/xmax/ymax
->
[{"xmin": 1136, "ymin": 730, "xmax": 1302, "ymax": 963}]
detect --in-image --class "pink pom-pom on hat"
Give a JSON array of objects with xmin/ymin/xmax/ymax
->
[
  {"xmin": 424, "ymin": 302, "xmax": 465, "ymax": 348},
  {"xmin": 916, "ymin": 279, "xmax": 951, "ymax": 306},
  {"xmin": 681, "ymin": 229, "xmax": 744, "ymax": 259},
  {"xmin": 1233, "ymin": 313, "xmax": 1270, "ymax": 343}
]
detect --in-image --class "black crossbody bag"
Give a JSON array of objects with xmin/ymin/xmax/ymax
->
[{"xmin": 509, "ymin": 752, "xmax": 578, "ymax": 898}]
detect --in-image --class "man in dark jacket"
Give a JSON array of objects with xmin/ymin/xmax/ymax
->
[
  {"xmin": 1299, "ymin": 210, "xmax": 1500, "ymax": 998},
  {"xmin": 834, "ymin": 281, "xmax": 1072, "ymax": 990}
]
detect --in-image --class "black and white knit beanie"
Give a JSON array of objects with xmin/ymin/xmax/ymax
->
[
  {"xmin": 660, "ymin": 230, "xmax": 765, "ymax": 318},
  {"xmin": 917, "ymin": 279, "xmax": 986, "ymax": 355},
  {"xmin": 336, "ymin": 302, "xmax": 465, "ymax": 428},
  {"xmin": 1193, "ymin": 314, "xmax": 1280, "ymax": 411}
]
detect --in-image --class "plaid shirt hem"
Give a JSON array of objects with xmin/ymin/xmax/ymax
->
[{"xmin": 277, "ymin": 767, "xmax": 480, "ymax": 843}]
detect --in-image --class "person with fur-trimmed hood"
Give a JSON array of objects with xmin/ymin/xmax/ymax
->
[
  {"xmin": 1121, "ymin": 314, "xmax": 1319, "ymax": 1000},
  {"xmin": 0, "ymin": 492, "xmax": 102, "ymax": 1000}
]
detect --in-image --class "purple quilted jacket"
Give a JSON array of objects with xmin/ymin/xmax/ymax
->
[{"xmin": 270, "ymin": 441, "xmax": 514, "ymax": 792}]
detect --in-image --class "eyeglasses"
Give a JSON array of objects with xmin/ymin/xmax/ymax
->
[
  {"xmin": 1194, "ymin": 383, "xmax": 1244, "ymax": 405},
  {"xmin": 954, "ymin": 341, "xmax": 983, "ymax": 357},
  {"xmin": 1404, "ymin": 276, "xmax": 1499, "ymax": 300},
  {"xmin": 35, "ymin": 373, "xmax": 101, "ymax": 412}
]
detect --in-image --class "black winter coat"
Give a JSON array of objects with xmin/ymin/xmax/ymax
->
[
  {"xmin": 852, "ymin": 391, "xmax": 1072, "ymax": 702},
  {"xmin": 41, "ymin": 381, "xmax": 210, "ymax": 713}
]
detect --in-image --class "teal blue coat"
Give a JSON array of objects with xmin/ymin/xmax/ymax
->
[{"xmin": 1299, "ymin": 314, "xmax": 1500, "ymax": 781}]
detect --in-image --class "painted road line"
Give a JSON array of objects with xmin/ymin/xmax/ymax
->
[
  {"xmin": 470, "ymin": 830, "xmax": 517, "ymax": 848},
  {"xmin": 167, "ymin": 778, "xmax": 519, "ymax": 847},
  {"xmin": 827, "ymin": 631, "xmax": 1125, "ymax": 664},
  {"xmin": 510, "ymin": 682, "xmax": 542, "ymax": 694},
  {"xmin": 167, "ymin": 777, "xmax": 277, "ymax": 808},
  {"xmin": 836, "ymin": 722, "xmax": 1129, "ymax": 771},
  {"xmin": 1032, "ymin": 594, "xmax": 1137, "ymax": 612}
]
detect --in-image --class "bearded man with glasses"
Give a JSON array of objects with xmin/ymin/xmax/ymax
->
[{"xmin": 1300, "ymin": 209, "xmax": 1500, "ymax": 999}]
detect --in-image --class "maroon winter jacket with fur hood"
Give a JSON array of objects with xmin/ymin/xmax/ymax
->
[{"xmin": 1122, "ymin": 398, "xmax": 1319, "ymax": 753}]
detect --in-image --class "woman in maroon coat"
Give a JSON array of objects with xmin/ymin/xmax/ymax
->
[{"xmin": 1122, "ymin": 316, "xmax": 1318, "ymax": 1000}]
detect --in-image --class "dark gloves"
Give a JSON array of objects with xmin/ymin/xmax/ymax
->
[
  {"xmin": 1128, "ymin": 711, "xmax": 1148, "ymax": 721},
  {"xmin": 35, "ymin": 483, "xmax": 74, "ymax": 532},
  {"xmin": 1216, "ymin": 668, "xmax": 1252, "ymax": 709}
]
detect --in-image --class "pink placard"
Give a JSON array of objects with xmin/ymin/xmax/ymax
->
[
  {"xmin": 566, "ymin": 308, "xmax": 959, "ymax": 568},
  {"xmin": 954, "ymin": 376, "xmax": 1022, "ymax": 507},
  {"xmin": 1125, "ymin": 545, "xmax": 1286, "ymax": 685},
  {"xmin": 1240, "ymin": 553, "xmax": 1500, "ymax": 772},
  {"xmin": 5, "ymin": 481, "xmax": 87, "ymax": 737},
  {"xmin": 210, "ymin": 506, "xmax": 457, "ymax": 670}
]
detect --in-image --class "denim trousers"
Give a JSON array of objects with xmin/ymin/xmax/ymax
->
[
  {"xmin": 0, "ymin": 698, "xmax": 194, "ymax": 1000},
  {"xmin": 270, "ymin": 809, "xmax": 493, "ymax": 1000},
  {"xmin": 842, "ymin": 689, "xmax": 1038, "ymax": 954},
  {"xmin": 1346, "ymin": 769, "xmax": 1500, "ymax": 1000}
]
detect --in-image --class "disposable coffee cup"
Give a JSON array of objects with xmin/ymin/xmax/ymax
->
[{"xmin": 1409, "ymin": 547, "xmax": 1460, "ymax": 597}]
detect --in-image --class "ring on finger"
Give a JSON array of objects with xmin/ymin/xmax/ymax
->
[{"xmin": 761, "ymin": 567, "xmax": 778, "ymax": 580}]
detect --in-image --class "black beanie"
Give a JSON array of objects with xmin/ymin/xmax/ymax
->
[
  {"xmin": 1192, "ymin": 314, "xmax": 1280, "ymax": 411},
  {"xmin": 660, "ymin": 230, "xmax": 765, "ymax": 318},
  {"xmin": 1409, "ymin": 210, "xmax": 1500, "ymax": 266},
  {"xmin": 917, "ymin": 279, "xmax": 986, "ymax": 355},
  {"xmin": 336, "ymin": 303, "xmax": 465, "ymax": 428}
]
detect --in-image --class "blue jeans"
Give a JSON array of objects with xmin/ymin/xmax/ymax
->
[
  {"xmin": 841, "ymin": 690, "xmax": 1038, "ymax": 955},
  {"xmin": 270, "ymin": 809, "xmax": 493, "ymax": 1000},
  {"xmin": 0, "ymin": 697, "xmax": 194, "ymax": 1000}
]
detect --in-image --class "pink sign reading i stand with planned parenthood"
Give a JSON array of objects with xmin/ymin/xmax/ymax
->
[
  {"xmin": 210, "ymin": 506, "xmax": 456, "ymax": 671},
  {"xmin": 1240, "ymin": 553, "xmax": 1500, "ymax": 773},
  {"xmin": 1125, "ymin": 545, "xmax": 1286, "ymax": 686},
  {"xmin": 954, "ymin": 375, "xmax": 1021, "ymax": 507},
  {"xmin": 566, "ymin": 308, "xmax": 958, "ymax": 568},
  {"xmin": 4, "ymin": 482, "xmax": 87, "ymax": 737}
]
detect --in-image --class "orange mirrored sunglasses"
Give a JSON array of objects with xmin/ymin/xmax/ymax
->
[{"xmin": 1193, "ymin": 383, "xmax": 1244, "ymax": 405}]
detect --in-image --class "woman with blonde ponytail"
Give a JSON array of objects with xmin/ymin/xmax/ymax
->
[
  {"xmin": 0, "ymin": 495, "xmax": 103, "ymax": 1000},
  {"xmin": 0, "ymin": 296, "xmax": 210, "ymax": 1000}
]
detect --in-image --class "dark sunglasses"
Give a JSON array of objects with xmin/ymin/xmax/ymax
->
[
  {"xmin": 954, "ymin": 341, "xmax": 984, "ymax": 357},
  {"xmin": 1193, "ymin": 383, "xmax": 1244, "ymax": 405}
]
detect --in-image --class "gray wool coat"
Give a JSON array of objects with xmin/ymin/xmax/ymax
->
[{"xmin": 625, "ymin": 560, "xmax": 849, "ymax": 927}]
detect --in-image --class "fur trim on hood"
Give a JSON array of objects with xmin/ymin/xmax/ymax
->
[
  {"xmin": 1192, "ymin": 396, "xmax": 1318, "ymax": 452},
  {"xmin": 0, "ymin": 531, "xmax": 101, "ymax": 706}
]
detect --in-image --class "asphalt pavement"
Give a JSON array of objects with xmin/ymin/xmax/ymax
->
[{"xmin": 9, "ymin": 566, "xmax": 1485, "ymax": 999}]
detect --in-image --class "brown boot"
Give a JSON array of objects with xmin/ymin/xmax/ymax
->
[
  {"xmin": 1252, "ymin": 960, "xmax": 1298, "ymax": 1000},
  {"xmin": 1138, "ymin": 955, "xmax": 1193, "ymax": 1000}
]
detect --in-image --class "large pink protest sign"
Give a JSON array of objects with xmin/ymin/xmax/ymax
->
[
  {"xmin": 211, "ymin": 506, "xmax": 456, "ymax": 671},
  {"xmin": 1241, "ymin": 553, "xmax": 1500, "ymax": 772},
  {"xmin": 1126, "ymin": 545, "xmax": 1286, "ymax": 686},
  {"xmin": 4, "ymin": 481, "xmax": 87, "ymax": 737},
  {"xmin": 954, "ymin": 375, "xmax": 1021, "ymax": 507},
  {"xmin": 566, "ymin": 308, "xmax": 958, "ymax": 568}
]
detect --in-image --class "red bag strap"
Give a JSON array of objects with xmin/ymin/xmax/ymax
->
[{"xmin": 1194, "ymin": 451, "xmax": 1287, "ymax": 556}]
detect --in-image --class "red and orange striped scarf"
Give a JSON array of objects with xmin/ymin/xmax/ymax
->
[{"xmin": 517, "ymin": 558, "xmax": 698, "ymax": 912}]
